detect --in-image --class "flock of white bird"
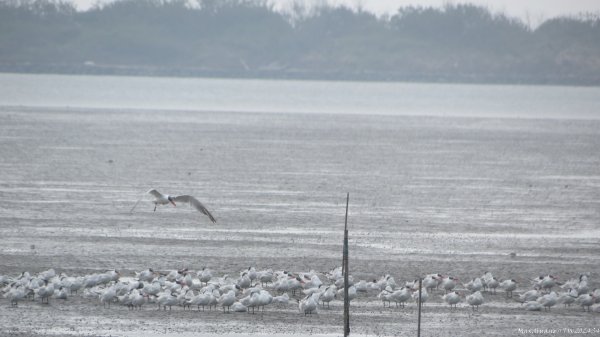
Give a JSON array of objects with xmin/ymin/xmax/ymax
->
[{"xmin": 2, "ymin": 267, "xmax": 599, "ymax": 315}]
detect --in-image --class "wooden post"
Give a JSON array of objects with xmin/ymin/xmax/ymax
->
[
  {"xmin": 343, "ymin": 192, "xmax": 350, "ymax": 337},
  {"xmin": 417, "ymin": 277, "xmax": 422, "ymax": 337}
]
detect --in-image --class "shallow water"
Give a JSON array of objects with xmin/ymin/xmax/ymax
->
[
  {"xmin": 3, "ymin": 73, "xmax": 600, "ymax": 119},
  {"xmin": 1, "ymin": 97, "xmax": 599, "ymax": 272}
]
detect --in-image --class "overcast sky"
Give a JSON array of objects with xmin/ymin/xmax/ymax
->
[{"xmin": 69, "ymin": 0, "xmax": 600, "ymax": 25}]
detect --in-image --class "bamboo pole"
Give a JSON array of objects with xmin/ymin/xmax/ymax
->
[
  {"xmin": 343, "ymin": 192, "xmax": 350, "ymax": 337},
  {"xmin": 417, "ymin": 277, "xmax": 422, "ymax": 337}
]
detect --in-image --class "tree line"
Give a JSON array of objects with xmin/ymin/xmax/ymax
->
[{"xmin": 1, "ymin": 0, "xmax": 599, "ymax": 85}]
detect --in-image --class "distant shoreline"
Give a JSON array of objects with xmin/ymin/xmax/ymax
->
[{"xmin": 1, "ymin": 63, "xmax": 597, "ymax": 87}]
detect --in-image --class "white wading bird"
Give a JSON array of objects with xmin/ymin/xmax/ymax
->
[{"xmin": 130, "ymin": 189, "xmax": 216, "ymax": 223}]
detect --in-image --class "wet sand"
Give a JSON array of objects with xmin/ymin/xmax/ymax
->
[{"xmin": 0, "ymin": 106, "xmax": 599, "ymax": 336}]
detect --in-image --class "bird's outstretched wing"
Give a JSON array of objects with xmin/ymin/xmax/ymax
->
[
  {"xmin": 173, "ymin": 195, "xmax": 216, "ymax": 223},
  {"xmin": 130, "ymin": 189, "xmax": 162, "ymax": 214},
  {"xmin": 147, "ymin": 189, "xmax": 163, "ymax": 199}
]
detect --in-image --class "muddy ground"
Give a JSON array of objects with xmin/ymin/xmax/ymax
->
[{"xmin": 1, "ymin": 106, "xmax": 599, "ymax": 336}]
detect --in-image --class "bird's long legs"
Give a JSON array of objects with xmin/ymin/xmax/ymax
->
[{"xmin": 153, "ymin": 203, "xmax": 157, "ymax": 212}]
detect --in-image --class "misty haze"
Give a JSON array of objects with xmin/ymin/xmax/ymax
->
[
  {"xmin": 1, "ymin": 1, "xmax": 599, "ymax": 337},
  {"xmin": 1, "ymin": 0, "xmax": 600, "ymax": 84}
]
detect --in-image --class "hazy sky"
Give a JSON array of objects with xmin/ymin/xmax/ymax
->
[{"xmin": 70, "ymin": 0, "xmax": 600, "ymax": 24}]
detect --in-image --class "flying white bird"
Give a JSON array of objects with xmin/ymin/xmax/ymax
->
[{"xmin": 130, "ymin": 189, "xmax": 216, "ymax": 223}]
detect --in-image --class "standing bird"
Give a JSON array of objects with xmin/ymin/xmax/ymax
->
[
  {"xmin": 500, "ymin": 279, "xmax": 518, "ymax": 298},
  {"xmin": 131, "ymin": 189, "xmax": 216, "ymax": 223},
  {"xmin": 537, "ymin": 291, "xmax": 558, "ymax": 311},
  {"xmin": 378, "ymin": 288, "xmax": 393, "ymax": 308},
  {"xmin": 4, "ymin": 284, "xmax": 26, "ymax": 307},
  {"xmin": 557, "ymin": 288, "xmax": 578, "ymax": 307},
  {"xmin": 218, "ymin": 290, "xmax": 236, "ymax": 313},
  {"xmin": 198, "ymin": 267, "xmax": 213, "ymax": 285},
  {"xmin": 518, "ymin": 288, "xmax": 541, "ymax": 303},
  {"xmin": 442, "ymin": 291, "xmax": 462, "ymax": 309},
  {"xmin": 466, "ymin": 278, "xmax": 484, "ymax": 293},
  {"xmin": 298, "ymin": 293, "xmax": 319, "ymax": 316},
  {"xmin": 412, "ymin": 287, "xmax": 429, "ymax": 305},
  {"xmin": 319, "ymin": 285, "xmax": 336, "ymax": 308},
  {"xmin": 577, "ymin": 293, "xmax": 595, "ymax": 311},
  {"xmin": 440, "ymin": 276, "xmax": 459, "ymax": 294},
  {"xmin": 466, "ymin": 291, "xmax": 484, "ymax": 311},
  {"xmin": 36, "ymin": 280, "xmax": 55, "ymax": 304},
  {"xmin": 389, "ymin": 287, "xmax": 411, "ymax": 308}
]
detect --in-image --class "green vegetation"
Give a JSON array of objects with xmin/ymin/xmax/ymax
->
[{"xmin": 1, "ymin": 0, "xmax": 599, "ymax": 85}]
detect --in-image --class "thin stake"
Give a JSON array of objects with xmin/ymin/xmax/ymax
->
[
  {"xmin": 342, "ymin": 192, "xmax": 349, "ymax": 275},
  {"xmin": 417, "ymin": 277, "xmax": 422, "ymax": 337},
  {"xmin": 343, "ymin": 192, "xmax": 350, "ymax": 337},
  {"xmin": 344, "ymin": 193, "xmax": 349, "ymax": 232}
]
